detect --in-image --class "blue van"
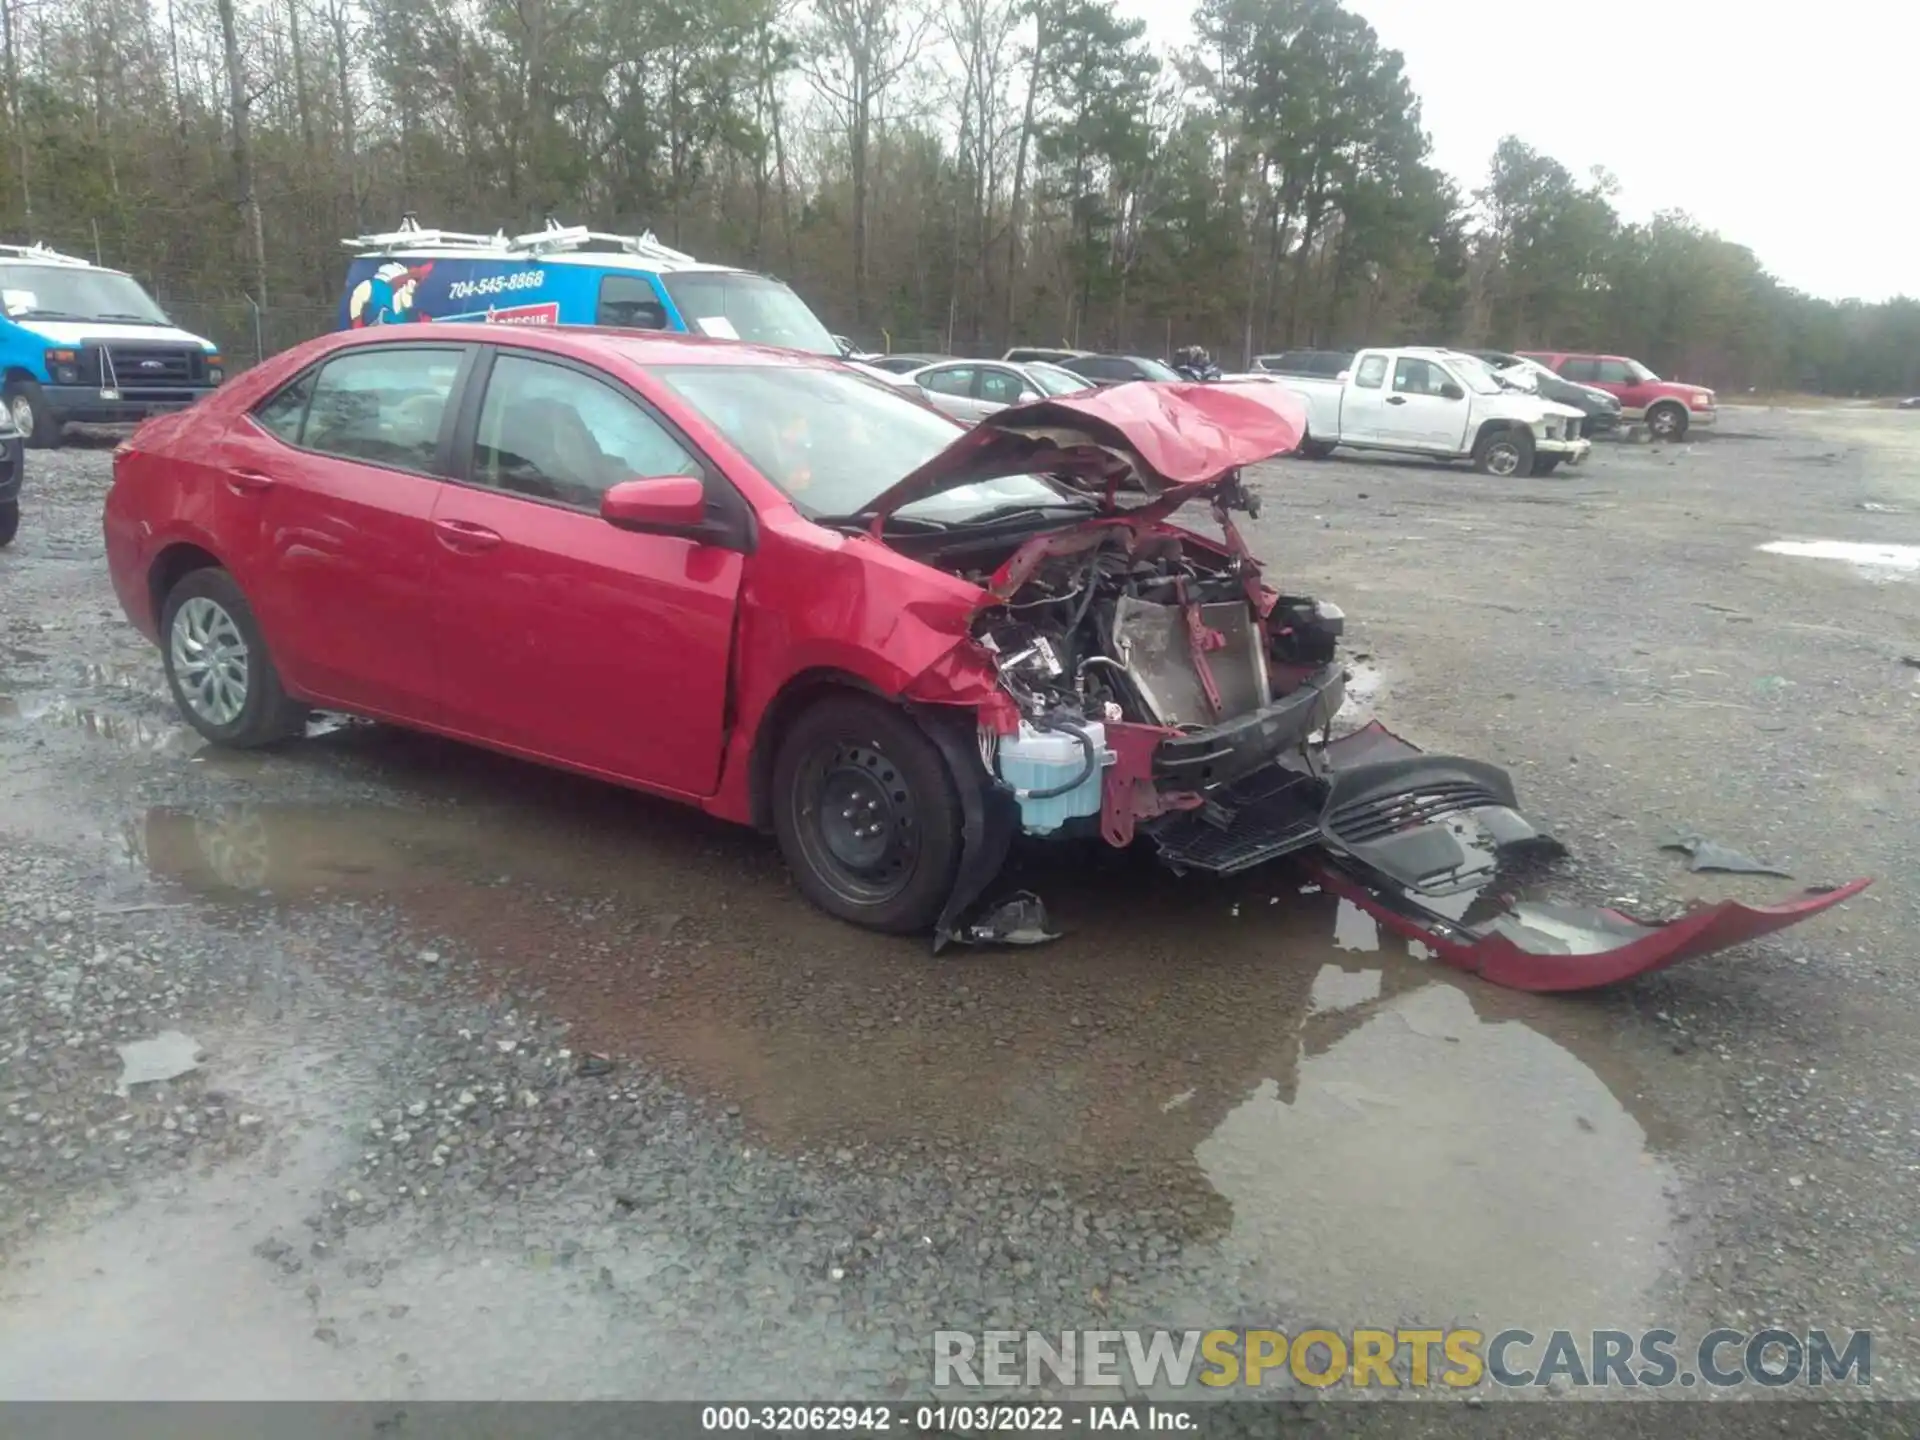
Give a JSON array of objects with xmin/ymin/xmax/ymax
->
[
  {"xmin": 340, "ymin": 217, "xmax": 845, "ymax": 356},
  {"xmin": 0, "ymin": 243, "xmax": 225, "ymax": 449}
]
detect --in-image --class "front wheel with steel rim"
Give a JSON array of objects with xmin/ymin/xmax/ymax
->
[
  {"xmin": 159, "ymin": 567, "xmax": 308, "ymax": 747},
  {"xmin": 1646, "ymin": 402, "xmax": 1688, "ymax": 441},
  {"xmin": 5, "ymin": 379, "xmax": 60, "ymax": 450},
  {"xmin": 1473, "ymin": 426, "xmax": 1535, "ymax": 478},
  {"xmin": 0, "ymin": 499, "xmax": 16, "ymax": 548},
  {"xmin": 770, "ymin": 694, "xmax": 965, "ymax": 933}
]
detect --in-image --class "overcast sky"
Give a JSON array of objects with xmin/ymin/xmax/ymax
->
[{"xmin": 1114, "ymin": 0, "xmax": 1916, "ymax": 302}]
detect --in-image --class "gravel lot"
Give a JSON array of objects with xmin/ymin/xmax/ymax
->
[{"xmin": 1, "ymin": 414, "xmax": 1917, "ymax": 1428}]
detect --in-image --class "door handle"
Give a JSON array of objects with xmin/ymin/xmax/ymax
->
[
  {"xmin": 433, "ymin": 518, "xmax": 502, "ymax": 552},
  {"xmin": 1385, "ymin": 396, "xmax": 1407, "ymax": 406},
  {"xmin": 227, "ymin": 469, "xmax": 276, "ymax": 494}
]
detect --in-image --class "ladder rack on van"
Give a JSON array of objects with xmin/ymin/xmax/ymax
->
[
  {"xmin": 0, "ymin": 242, "xmax": 94, "ymax": 268},
  {"xmin": 342, "ymin": 215, "xmax": 698, "ymax": 268}
]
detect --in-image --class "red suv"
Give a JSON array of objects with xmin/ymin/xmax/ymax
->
[{"xmin": 1519, "ymin": 352, "xmax": 1716, "ymax": 440}]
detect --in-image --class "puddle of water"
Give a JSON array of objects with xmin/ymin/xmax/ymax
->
[
  {"xmin": 1196, "ymin": 982, "xmax": 1676, "ymax": 1331},
  {"xmin": 6, "ymin": 694, "xmax": 200, "ymax": 756},
  {"xmin": 1759, "ymin": 538, "xmax": 1920, "ymax": 581},
  {"xmin": 127, "ymin": 760, "xmax": 1679, "ymax": 1246},
  {"xmin": 1330, "ymin": 899, "xmax": 1380, "ymax": 952}
]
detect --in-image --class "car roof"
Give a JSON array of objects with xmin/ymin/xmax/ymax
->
[{"xmin": 310, "ymin": 323, "xmax": 840, "ymax": 370}]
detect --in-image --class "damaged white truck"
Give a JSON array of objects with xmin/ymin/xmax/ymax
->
[{"xmin": 1271, "ymin": 346, "xmax": 1592, "ymax": 476}]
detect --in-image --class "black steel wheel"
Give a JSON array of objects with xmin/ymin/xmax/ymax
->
[{"xmin": 771, "ymin": 695, "xmax": 964, "ymax": 933}]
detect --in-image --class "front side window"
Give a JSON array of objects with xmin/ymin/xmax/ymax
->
[
  {"xmin": 1353, "ymin": 355, "xmax": 1388, "ymax": 389},
  {"xmin": 976, "ymin": 368, "xmax": 1031, "ymax": 405},
  {"xmin": 1393, "ymin": 358, "xmax": 1455, "ymax": 396},
  {"xmin": 472, "ymin": 353, "xmax": 701, "ymax": 509},
  {"xmin": 597, "ymin": 274, "xmax": 667, "ymax": 330},
  {"xmin": 301, "ymin": 347, "xmax": 463, "ymax": 470},
  {"xmin": 1594, "ymin": 359, "xmax": 1634, "ymax": 384}
]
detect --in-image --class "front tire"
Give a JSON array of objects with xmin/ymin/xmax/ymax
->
[
  {"xmin": 159, "ymin": 568, "xmax": 308, "ymax": 747},
  {"xmin": 1473, "ymin": 426, "xmax": 1535, "ymax": 477},
  {"xmin": 5, "ymin": 379, "xmax": 61, "ymax": 450},
  {"xmin": 1646, "ymin": 402, "xmax": 1689, "ymax": 441},
  {"xmin": 1298, "ymin": 438, "xmax": 1338, "ymax": 460},
  {"xmin": 771, "ymin": 694, "xmax": 965, "ymax": 933},
  {"xmin": 1531, "ymin": 455, "xmax": 1562, "ymax": 476},
  {"xmin": 0, "ymin": 500, "xmax": 17, "ymax": 547}
]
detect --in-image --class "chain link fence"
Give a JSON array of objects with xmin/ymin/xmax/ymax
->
[{"xmin": 156, "ymin": 299, "xmax": 340, "ymax": 372}]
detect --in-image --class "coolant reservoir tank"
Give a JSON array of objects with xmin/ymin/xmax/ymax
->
[{"xmin": 996, "ymin": 721, "xmax": 1112, "ymax": 835}]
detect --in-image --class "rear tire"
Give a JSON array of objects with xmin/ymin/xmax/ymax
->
[
  {"xmin": 159, "ymin": 567, "xmax": 309, "ymax": 748},
  {"xmin": 0, "ymin": 500, "xmax": 16, "ymax": 547},
  {"xmin": 1646, "ymin": 402, "xmax": 1688, "ymax": 440},
  {"xmin": 1473, "ymin": 426, "xmax": 1535, "ymax": 477},
  {"xmin": 6, "ymin": 379, "xmax": 61, "ymax": 450},
  {"xmin": 1531, "ymin": 455, "xmax": 1562, "ymax": 476},
  {"xmin": 771, "ymin": 694, "xmax": 965, "ymax": 934}
]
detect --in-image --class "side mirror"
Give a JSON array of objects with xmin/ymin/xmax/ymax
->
[
  {"xmin": 602, "ymin": 475, "xmax": 708, "ymax": 534},
  {"xmin": 1335, "ymin": 370, "xmax": 1351, "ymax": 382},
  {"xmin": 1440, "ymin": 382, "xmax": 1465, "ymax": 401}
]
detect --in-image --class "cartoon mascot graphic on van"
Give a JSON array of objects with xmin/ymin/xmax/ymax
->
[{"xmin": 348, "ymin": 261, "xmax": 435, "ymax": 327}]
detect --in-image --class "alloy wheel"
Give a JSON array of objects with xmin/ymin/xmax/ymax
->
[{"xmin": 169, "ymin": 596, "xmax": 251, "ymax": 727}]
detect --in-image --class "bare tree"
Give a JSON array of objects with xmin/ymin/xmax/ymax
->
[
  {"xmin": 215, "ymin": 0, "xmax": 268, "ymax": 305},
  {"xmin": 800, "ymin": 0, "xmax": 931, "ymax": 325}
]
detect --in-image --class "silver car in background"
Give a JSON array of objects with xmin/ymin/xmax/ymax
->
[{"xmin": 904, "ymin": 358, "xmax": 1094, "ymax": 423}]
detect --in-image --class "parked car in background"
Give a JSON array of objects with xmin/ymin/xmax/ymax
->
[
  {"xmin": 1273, "ymin": 345, "xmax": 1590, "ymax": 476},
  {"xmin": 862, "ymin": 353, "xmax": 951, "ymax": 375},
  {"xmin": 1002, "ymin": 347, "xmax": 1089, "ymax": 366},
  {"xmin": 1519, "ymin": 351, "xmax": 1716, "ymax": 440},
  {"xmin": 1458, "ymin": 349, "xmax": 1623, "ymax": 436},
  {"xmin": 906, "ymin": 358, "xmax": 1093, "ymax": 423},
  {"xmin": 1059, "ymin": 354, "xmax": 1184, "ymax": 387},
  {"xmin": 1254, "ymin": 350, "xmax": 1353, "ymax": 378},
  {"xmin": 0, "ymin": 407, "xmax": 21, "ymax": 545},
  {"xmin": 0, "ymin": 241, "xmax": 226, "ymax": 450}
]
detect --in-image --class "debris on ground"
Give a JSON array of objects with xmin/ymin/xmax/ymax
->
[
  {"xmin": 1659, "ymin": 834, "xmax": 1793, "ymax": 878},
  {"xmin": 115, "ymin": 1030, "xmax": 203, "ymax": 1095},
  {"xmin": 954, "ymin": 892, "xmax": 1059, "ymax": 946}
]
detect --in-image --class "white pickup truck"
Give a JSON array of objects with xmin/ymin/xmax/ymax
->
[{"xmin": 1251, "ymin": 346, "xmax": 1592, "ymax": 477}]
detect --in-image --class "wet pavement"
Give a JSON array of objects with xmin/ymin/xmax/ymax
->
[{"xmin": 2, "ymin": 416, "xmax": 1919, "ymax": 1422}]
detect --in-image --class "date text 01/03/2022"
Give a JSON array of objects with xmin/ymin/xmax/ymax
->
[{"xmin": 698, "ymin": 1404, "xmax": 1195, "ymax": 1432}]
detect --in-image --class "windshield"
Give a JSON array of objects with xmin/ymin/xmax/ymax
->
[
  {"xmin": 651, "ymin": 363, "xmax": 1071, "ymax": 523},
  {"xmin": 658, "ymin": 271, "xmax": 838, "ymax": 356},
  {"xmin": 1627, "ymin": 358, "xmax": 1660, "ymax": 383},
  {"xmin": 1446, "ymin": 355, "xmax": 1505, "ymax": 396},
  {"xmin": 1133, "ymin": 357, "xmax": 1182, "ymax": 382},
  {"xmin": 0, "ymin": 264, "xmax": 171, "ymax": 325},
  {"xmin": 1027, "ymin": 362, "xmax": 1092, "ymax": 396}
]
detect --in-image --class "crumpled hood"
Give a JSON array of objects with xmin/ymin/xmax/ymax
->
[{"xmin": 865, "ymin": 381, "xmax": 1308, "ymax": 523}]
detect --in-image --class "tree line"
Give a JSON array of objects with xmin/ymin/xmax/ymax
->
[{"xmin": 2, "ymin": 0, "xmax": 1914, "ymax": 393}]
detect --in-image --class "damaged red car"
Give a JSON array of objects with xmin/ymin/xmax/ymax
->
[{"xmin": 103, "ymin": 327, "xmax": 1867, "ymax": 992}]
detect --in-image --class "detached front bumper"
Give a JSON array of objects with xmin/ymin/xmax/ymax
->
[{"xmin": 1144, "ymin": 720, "xmax": 1869, "ymax": 993}]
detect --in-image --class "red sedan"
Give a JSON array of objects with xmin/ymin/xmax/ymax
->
[{"xmin": 104, "ymin": 326, "xmax": 1863, "ymax": 991}]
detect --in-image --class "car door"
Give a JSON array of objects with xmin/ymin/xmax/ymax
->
[
  {"xmin": 221, "ymin": 343, "xmax": 469, "ymax": 720},
  {"xmin": 1335, "ymin": 352, "xmax": 1393, "ymax": 442},
  {"xmin": 428, "ymin": 347, "xmax": 747, "ymax": 796},
  {"xmin": 1383, "ymin": 356, "xmax": 1471, "ymax": 451},
  {"xmin": 1589, "ymin": 358, "xmax": 1642, "ymax": 415},
  {"xmin": 914, "ymin": 364, "xmax": 995, "ymax": 422}
]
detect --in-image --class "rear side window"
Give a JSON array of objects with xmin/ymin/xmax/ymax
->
[
  {"xmin": 597, "ymin": 274, "xmax": 667, "ymax": 330},
  {"xmin": 919, "ymin": 366, "xmax": 976, "ymax": 397},
  {"xmin": 1353, "ymin": 355, "xmax": 1388, "ymax": 389},
  {"xmin": 300, "ymin": 347, "xmax": 463, "ymax": 471},
  {"xmin": 253, "ymin": 370, "xmax": 316, "ymax": 442}
]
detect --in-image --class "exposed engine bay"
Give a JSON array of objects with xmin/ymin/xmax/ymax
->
[{"xmin": 965, "ymin": 527, "xmax": 1341, "ymax": 733}]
